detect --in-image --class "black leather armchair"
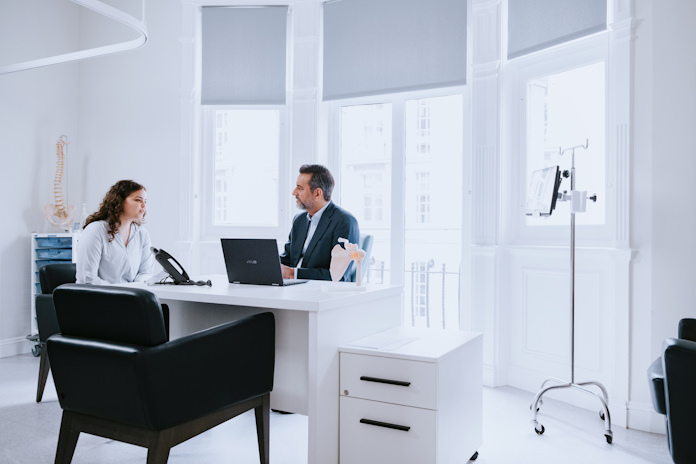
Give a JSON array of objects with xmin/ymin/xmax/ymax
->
[
  {"xmin": 48, "ymin": 284, "xmax": 275, "ymax": 464},
  {"xmin": 648, "ymin": 318, "xmax": 696, "ymax": 464},
  {"xmin": 35, "ymin": 263, "xmax": 76, "ymax": 402}
]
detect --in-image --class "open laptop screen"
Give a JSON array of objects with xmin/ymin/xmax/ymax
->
[{"xmin": 221, "ymin": 238, "xmax": 307, "ymax": 286}]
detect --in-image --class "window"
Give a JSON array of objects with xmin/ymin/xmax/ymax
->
[
  {"xmin": 507, "ymin": 34, "xmax": 610, "ymax": 245},
  {"xmin": 198, "ymin": 6, "xmax": 289, "ymax": 242},
  {"xmin": 333, "ymin": 91, "xmax": 464, "ymax": 328},
  {"xmin": 202, "ymin": 106, "xmax": 288, "ymax": 239},
  {"xmin": 526, "ymin": 62, "xmax": 606, "ymax": 227}
]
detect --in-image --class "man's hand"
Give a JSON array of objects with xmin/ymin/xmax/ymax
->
[{"xmin": 281, "ymin": 264, "xmax": 295, "ymax": 279}]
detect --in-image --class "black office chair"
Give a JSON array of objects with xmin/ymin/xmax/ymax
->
[
  {"xmin": 647, "ymin": 318, "xmax": 696, "ymax": 464},
  {"xmin": 48, "ymin": 284, "xmax": 275, "ymax": 464},
  {"xmin": 349, "ymin": 234, "xmax": 374, "ymax": 283},
  {"xmin": 35, "ymin": 263, "xmax": 76, "ymax": 402}
]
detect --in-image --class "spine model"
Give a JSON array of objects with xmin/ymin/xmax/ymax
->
[{"xmin": 43, "ymin": 136, "xmax": 75, "ymax": 231}]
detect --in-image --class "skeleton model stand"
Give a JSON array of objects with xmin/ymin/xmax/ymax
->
[{"xmin": 529, "ymin": 140, "xmax": 613, "ymax": 444}]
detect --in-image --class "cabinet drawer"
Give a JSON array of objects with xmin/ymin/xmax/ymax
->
[
  {"xmin": 340, "ymin": 396, "xmax": 435, "ymax": 464},
  {"xmin": 35, "ymin": 237, "xmax": 72, "ymax": 248},
  {"xmin": 36, "ymin": 248, "xmax": 72, "ymax": 260},
  {"xmin": 340, "ymin": 352, "xmax": 437, "ymax": 409}
]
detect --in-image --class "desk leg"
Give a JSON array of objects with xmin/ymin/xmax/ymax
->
[{"xmin": 306, "ymin": 293, "xmax": 401, "ymax": 464}]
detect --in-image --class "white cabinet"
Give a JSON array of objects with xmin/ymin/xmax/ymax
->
[
  {"xmin": 29, "ymin": 233, "xmax": 74, "ymax": 347},
  {"xmin": 339, "ymin": 327, "xmax": 482, "ymax": 464}
]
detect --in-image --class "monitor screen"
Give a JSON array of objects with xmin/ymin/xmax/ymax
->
[{"xmin": 525, "ymin": 165, "xmax": 561, "ymax": 216}]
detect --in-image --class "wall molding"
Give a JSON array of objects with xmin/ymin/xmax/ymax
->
[{"xmin": 0, "ymin": 337, "xmax": 31, "ymax": 358}]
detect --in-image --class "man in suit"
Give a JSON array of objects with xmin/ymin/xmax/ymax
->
[{"xmin": 281, "ymin": 164, "xmax": 360, "ymax": 281}]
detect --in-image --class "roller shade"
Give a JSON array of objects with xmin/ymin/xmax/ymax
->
[
  {"xmin": 201, "ymin": 6, "xmax": 288, "ymax": 105},
  {"xmin": 323, "ymin": 0, "xmax": 467, "ymax": 101},
  {"xmin": 508, "ymin": 0, "xmax": 606, "ymax": 59}
]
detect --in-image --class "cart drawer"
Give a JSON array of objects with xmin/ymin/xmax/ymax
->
[
  {"xmin": 35, "ymin": 237, "xmax": 72, "ymax": 248},
  {"xmin": 36, "ymin": 248, "xmax": 72, "ymax": 260}
]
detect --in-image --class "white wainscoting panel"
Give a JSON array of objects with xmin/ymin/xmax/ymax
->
[{"xmin": 506, "ymin": 246, "xmax": 623, "ymax": 423}]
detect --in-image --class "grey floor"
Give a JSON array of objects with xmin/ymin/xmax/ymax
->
[{"xmin": 0, "ymin": 353, "xmax": 671, "ymax": 464}]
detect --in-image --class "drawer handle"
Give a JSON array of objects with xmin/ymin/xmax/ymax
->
[
  {"xmin": 360, "ymin": 418, "xmax": 410, "ymax": 432},
  {"xmin": 360, "ymin": 376, "xmax": 411, "ymax": 387}
]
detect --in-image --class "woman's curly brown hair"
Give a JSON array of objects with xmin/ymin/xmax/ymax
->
[{"xmin": 84, "ymin": 180, "xmax": 146, "ymax": 242}]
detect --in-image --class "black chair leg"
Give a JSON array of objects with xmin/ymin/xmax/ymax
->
[
  {"xmin": 161, "ymin": 304, "xmax": 170, "ymax": 341},
  {"xmin": 255, "ymin": 393, "xmax": 270, "ymax": 464},
  {"xmin": 55, "ymin": 411, "xmax": 80, "ymax": 464},
  {"xmin": 146, "ymin": 438, "xmax": 171, "ymax": 464},
  {"xmin": 36, "ymin": 343, "xmax": 50, "ymax": 402}
]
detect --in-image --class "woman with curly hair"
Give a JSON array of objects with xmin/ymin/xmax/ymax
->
[{"xmin": 76, "ymin": 180, "xmax": 155, "ymax": 285}]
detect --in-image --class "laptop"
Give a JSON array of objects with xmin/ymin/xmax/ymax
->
[{"xmin": 221, "ymin": 238, "xmax": 309, "ymax": 286}]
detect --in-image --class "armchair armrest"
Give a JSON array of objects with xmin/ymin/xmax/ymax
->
[
  {"xmin": 138, "ymin": 312, "xmax": 275, "ymax": 430},
  {"xmin": 35, "ymin": 294, "xmax": 61, "ymax": 342},
  {"xmin": 663, "ymin": 338, "xmax": 696, "ymax": 463},
  {"xmin": 647, "ymin": 357, "xmax": 666, "ymax": 415}
]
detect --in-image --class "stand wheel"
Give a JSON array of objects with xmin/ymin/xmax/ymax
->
[
  {"xmin": 599, "ymin": 411, "xmax": 605, "ymax": 420},
  {"xmin": 535, "ymin": 424, "xmax": 545, "ymax": 435},
  {"xmin": 31, "ymin": 344, "xmax": 41, "ymax": 357},
  {"xmin": 605, "ymin": 433, "xmax": 613, "ymax": 444},
  {"xmin": 470, "ymin": 451, "xmax": 479, "ymax": 461}
]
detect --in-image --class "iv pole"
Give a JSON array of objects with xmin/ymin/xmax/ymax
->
[{"xmin": 529, "ymin": 139, "xmax": 613, "ymax": 444}]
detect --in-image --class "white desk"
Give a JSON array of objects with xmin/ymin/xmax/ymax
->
[{"xmin": 127, "ymin": 275, "xmax": 403, "ymax": 464}]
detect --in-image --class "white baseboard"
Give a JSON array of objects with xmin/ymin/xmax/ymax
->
[
  {"xmin": 627, "ymin": 400, "xmax": 666, "ymax": 434},
  {"xmin": 0, "ymin": 337, "xmax": 32, "ymax": 358},
  {"xmin": 483, "ymin": 364, "xmax": 496, "ymax": 387}
]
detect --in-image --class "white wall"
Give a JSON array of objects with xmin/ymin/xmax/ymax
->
[
  {"xmin": 0, "ymin": 0, "xmax": 79, "ymax": 356},
  {"xmin": 633, "ymin": 0, "xmax": 696, "ymax": 431},
  {"xmin": 75, "ymin": 0, "xmax": 182, "ymax": 259}
]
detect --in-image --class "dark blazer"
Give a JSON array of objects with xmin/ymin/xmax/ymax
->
[{"xmin": 280, "ymin": 202, "xmax": 360, "ymax": 281}]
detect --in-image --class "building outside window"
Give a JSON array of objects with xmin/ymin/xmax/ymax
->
[{"xmin": 415, "ymin": 172, "xmax": 430, "ymax": 224}]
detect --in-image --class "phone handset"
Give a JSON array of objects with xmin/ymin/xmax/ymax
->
[{"xmin": 150, "ymin": 247, "xmax": 211, "ymax": 286}]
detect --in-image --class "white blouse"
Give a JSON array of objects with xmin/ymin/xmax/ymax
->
[{"xmin": 76, "ymin": 220, "xmax": 155, "ymax": 285}]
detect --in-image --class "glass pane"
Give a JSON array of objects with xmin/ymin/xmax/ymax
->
[
  {"xmin": 404, "ymin": 94, "xmax": 463, "ymax": 329},
  {"xmin": 339, "ymin": 103, "xmax": 393, "ymax": 285},
  {"xmin": 212, "ymin": 109, "xmax": 279, "ymax": 226},
  {"xmin": 526, "ymin": 62, "xmax": 606, "ymax": 226}
]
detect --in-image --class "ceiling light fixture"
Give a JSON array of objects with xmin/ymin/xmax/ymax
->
[{"xmin": 0, "ymin": 0, "xmax": 147, "ymax": 75}]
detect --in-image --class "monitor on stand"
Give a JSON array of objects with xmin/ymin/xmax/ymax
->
[{"xmin": 525, "ymin": 165, "xmax": 561, "ymax": 217}]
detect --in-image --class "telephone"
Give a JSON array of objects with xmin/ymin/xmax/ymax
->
[{"xmin": 150, "ymin": 247, "xmax": 211, "ymax": 287}]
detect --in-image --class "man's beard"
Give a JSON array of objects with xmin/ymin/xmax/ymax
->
[{"xmin": 296, "ymin": 197, "xmax": 313, "ymax": 211}]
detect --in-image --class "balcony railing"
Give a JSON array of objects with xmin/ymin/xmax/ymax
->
[{"xmin": 364, "ymin": 260, "xmax": 461, "ymax": 330}]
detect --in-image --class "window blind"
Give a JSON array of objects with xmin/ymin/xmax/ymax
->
[
  {"xmin": 507, "ymin": 0, "xmax": 606, "ymax": 59},
  {"xmin": 322, "ymin": 0, "xmax": 467, "ymax": 101},
  {"xmin": 201, "ymin": 6, "xmax": 287, "ymax": 105}
]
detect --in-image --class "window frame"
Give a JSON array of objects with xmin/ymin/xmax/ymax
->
[{"xmin": 503, "ymin": 33, "xmax": 613, "ymax": 246}]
